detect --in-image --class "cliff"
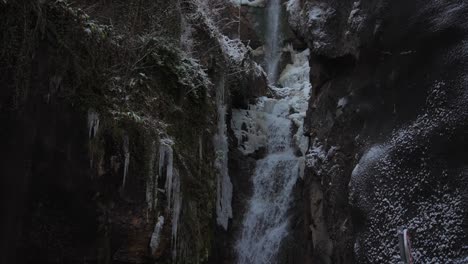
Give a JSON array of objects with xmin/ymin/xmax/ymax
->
[
  {"xmin": 287, "ymin": 0, "xmax": 468, "ymax": 263},
  {"xmin": 1, "ymin": 0, "xmax": 467, "ymax": 263},
  {"xmin": 0, "ymin": 0, "xmax": 265, "ymax": 263}
]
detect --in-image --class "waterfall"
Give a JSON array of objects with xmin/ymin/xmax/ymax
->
[
  {"xmin": 265, "ymin": 0, "xmax": 282, "ymax": 84},
  {"xmin": 235, "ymin": 48, "xmax": 311, "ymax": 263}
]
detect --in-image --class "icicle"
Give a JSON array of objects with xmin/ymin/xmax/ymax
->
[
  {"xmin": 146, "ymin": 141, "xmax": 158, "ymax": 214},
  {"xmin": 149, "ymin": 216, "xmax": 165, "ymax": 255},
  {"xmin": 87, "ymin": 109, "xmax": 100, "ymax": 139},
  {"xmin": 156, "ymin": 138, "xmax": 181, "ymax": 260},
  {"xmin": 199, "ymin": 136, "xmax": 203, "ymax": 161},
  {"xmin": 214, "ymin": 74, "xmax": 233, "ymax": 230},
  {"xmin": 122, "ymin": 135, "xmax": 130, "ymax": 190},
  {"xmin": 159, "ymin": 138, "xmax": 174, "ymax": 208},
  {"xmin": 171, "ymin": 168, "xmax": 182, "ymax": 260}
]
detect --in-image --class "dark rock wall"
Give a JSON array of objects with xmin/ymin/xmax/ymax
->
[
  {"xmin": 0, "ymin": 1, "xmax": 265, "ymax": 263},
  {"xmin": 288, "ymin": 0, "xmax": 468, "ymax": 263}
]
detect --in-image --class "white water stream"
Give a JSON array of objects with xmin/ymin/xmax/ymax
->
[
  {"xmin": 234, "ymin": 46, "xmax": 311, "ymax": 263},
  {"xmin": 265, "ymin": 0, "xmax": 282, "ymax": 84}
]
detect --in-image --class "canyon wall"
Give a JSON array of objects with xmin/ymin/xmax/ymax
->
[
  {"xmin": 1, "ymin": 0, "xmax": 467, "ymax": 263},
  {"xmin": 287, "ymin": 0, "xmax": 468, "ymax": 263},
  {"xmin": 0, "ymin": 1, "xmax": 265, "ymax": 263}
]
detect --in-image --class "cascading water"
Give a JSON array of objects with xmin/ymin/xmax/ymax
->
[
  {"xmin": 234, "ymin": 45, "xmax": 311, "ymax": 263},
  {"xmin": 265, "ymin": 0, "xmax": 282, "ymax": 84}
]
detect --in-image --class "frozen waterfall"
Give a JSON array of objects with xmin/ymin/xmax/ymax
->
[{"xmin": 234, "ymin": 48, "xmax": 311, "ymax": 263}]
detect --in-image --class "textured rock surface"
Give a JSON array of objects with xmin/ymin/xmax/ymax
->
[
  {"xmin": 288, "ymin": 0, "xmax": 468, "ymax": 263},
  {"xmin": 0, "ymin": 0, "xmax": 265, "ymax": 263}
]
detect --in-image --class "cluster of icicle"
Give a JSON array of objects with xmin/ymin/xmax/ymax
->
[{"xmin": 146, "ymin": 138, "xmax": 182, "ymax": 260}]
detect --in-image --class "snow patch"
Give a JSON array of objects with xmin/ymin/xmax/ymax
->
[
  {"xmin": 308, "ymin": 6, "xmax": 327, "ymax": 22},
  {"xmin": 219, "ymin": 35, "xmax": 247, "ymax": 63},
  {"xmin": 286, "ymin": 0, "xmax": 299, "ymax": 11},
  {"xmin": 337, "ymin": 97, "xmax": 348, "ymax": 108}
]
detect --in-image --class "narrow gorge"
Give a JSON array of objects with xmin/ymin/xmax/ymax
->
[{"xmin": 1, "ymin": 0, "xmax": 467, "ymax": 264}]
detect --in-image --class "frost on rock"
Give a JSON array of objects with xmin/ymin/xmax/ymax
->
[
  {"xmin": 305, "ymin": 140, "xmax": 326, "ymax": 172},
  {"xmin": 189, "ymin": 0, "xmax": 247, "ymax": 65},
  {"xmin": 219, "ymin": 35, "xmax": 248, "ymax": 63},
  {"xmin": 308, "ymin": 6, "xmax": 327, "ymax": 22},
  {"xmin": 286, "ymin": 0, "xmax": 336, "ymax": 50},
  {"xmin": 214, "ymin": 75, "xmax": 233, "ymax": 230},
  {"xmin": 149, "ymin": 216, "xmax": 165, "ymax": 254},
  {"xmin": 349, "ymin": 80, "xmax": 468, "ymax": 262},
  {"xmin": 186, "ymin": 0, "xmax": 264, "ymax": 78},
  {"xmin": 87, "ymin": 109, "xmax": 100, "ymax": 139},
  {"xmin": 307, "ymin": 5, "xmax": 335, "ymax": 49},
  {"xmin": 347, "ymin": 1, "xmax": 366, "ymax": 31},
  {"xmin": 286, "ymin": 0, "xmax": 301, "ymax": 15}
]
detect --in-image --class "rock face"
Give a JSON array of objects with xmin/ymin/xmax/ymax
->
[
  {"xmin": 2, "ymin": 0, "xmax": 468, "ymax": 263},
  {"xmin": 0, "ymin": 0, "xmax": 265, "ymax": 263},
  {"xmin": 287, "ymin": 0, "xmax": 468, "ymax": 263}
]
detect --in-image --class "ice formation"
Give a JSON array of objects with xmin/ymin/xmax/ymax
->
[
  {"xmin": 157, "ymin": 138, "xmax": 182, "ymax": 260},
  {"xmin": 214, "ymin": 75, "xmax": 233, "ymax": 230},
  {"xmin": 122, "ymin": 135, "xmax": 130, "ymax": 190},
  {"xmin": 149, "ymin": 216, "xmax": 165, "ymax": 254},
  {"xmin": 87, "ymin": 109, "xmax": 100, "ymax": 139},
  {"xmin": 235, "ymin": 46, "xmax": 311, "ymax": 263}
]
